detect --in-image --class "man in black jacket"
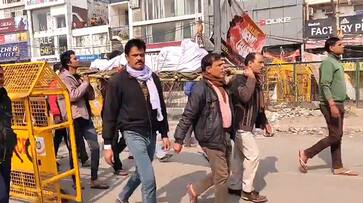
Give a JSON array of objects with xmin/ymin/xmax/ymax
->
[
  {"xmin": 0, "ymin": 66, "xmax": 17, "ymax": 203},
  {"xmin": 228, "ymin": 53, "xmax": 271, "ymax": 203},
  {"xmin": 174, "ymin": 53, "xmax": 233, "ymax": 203},
  {"xmin": 102, "ymin": 39, "xmax": 170, "ymax": 203}
]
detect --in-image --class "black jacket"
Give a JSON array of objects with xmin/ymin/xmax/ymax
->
[
  {"xmin": 0, "ymin": 87, "xmax": 17, "ymax": 161},
  {"xmin": 230, "ymin": 75, "xmax": 268, "ymax": 132},
  {"xmin": 102, "ymin": 71, "xmax": 169, "ymax": 145},
  {"xmin": 174, "ymin": 79, "xmax": 234, "ymax": 152}
]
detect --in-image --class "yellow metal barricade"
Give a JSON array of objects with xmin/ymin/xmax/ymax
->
[{"xmin": 3, "ymin": 62, "xmax": 82, "ymax": 203}]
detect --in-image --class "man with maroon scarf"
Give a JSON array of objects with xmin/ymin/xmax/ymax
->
[{"xmin": 174, "ymin": 53, "xmax": 233, "ymax": 203}]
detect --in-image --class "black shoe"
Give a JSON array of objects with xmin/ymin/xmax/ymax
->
[
  {"xmin": 228, "ymin": 188, "xmax": 241, "ymax": 196},
  {"xmin": 241, "ymin": 191, "xmax": 267, "ymax": 203}
]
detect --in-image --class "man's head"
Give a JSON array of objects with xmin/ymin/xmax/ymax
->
[
  {"xmin": 125, "ymin": 39, "xmax": 146, "ymax": 70},
  {"xmin": 60, "ymin": 50, "xmax": 78, "ymax": 71},
  {"xmin": 244, "ymin": 53, "xmax": 265, "ymax": 74},
  {"xmin": 0, "ymin": 66, "xmax": 4, "ymax": 88},
  {"xmin": 53, "ymin": 63, "xmax": 62, "ymax": 74},
  {"xmin": 201, "ymin": 53, "xmax": 226, "ymax": 79},
  {"xmin": 325, "ymin": 37, "xmax": 344, "ymax": 56}
]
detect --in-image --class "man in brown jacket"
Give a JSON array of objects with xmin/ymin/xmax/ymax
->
[
  {"xmin": 228, "ymin": 53, "xmax": 271, "ymax": 203},
  {"xmin": 59, "ymin": 50, "xmax": 108, "ymax": 189}
]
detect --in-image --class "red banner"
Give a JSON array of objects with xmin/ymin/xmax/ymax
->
[
  {"xmin": 222, "ymin": 14, "xmax": 266, "ymax": 66},
  {"xmin": 0, "ymin": 17, "xmax": 27, "ymax": 34}
]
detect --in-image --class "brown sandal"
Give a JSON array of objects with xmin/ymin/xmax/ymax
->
[
  {"xmin": 298, "ymin": 150, "xmax": 308, "ymax": 173},
  {"xmin": 333, "ymin": 168, "xmax": 359, "ymax": 176},
  {"xmin": 186, "ymin": 184, "xmax": 198, "ymax": 203}
]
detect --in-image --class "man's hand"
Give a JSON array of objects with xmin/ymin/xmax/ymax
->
[
  {"xmin": 82, "ymin": 75, "xmax": 90, "ymax": 83},
  {"xmin": 53, "ymin": 115, "xmax": 62, "ymax": 124},
  {"xmin": 173, "ymin": 143, "xmax": 183, "ymax": 153},
  {"xmin": 265, "ymin": 124, "xmax": 273, "ymax": 136},
  {"xmin": 162, "ymin": 137, "xmax": 171, "ymax": 151},
  {"xmin": 103, "ymin": 149, "xmax": 114, "ymax": 166},
  {"xmin": 244, "ymin": 68, "xmax": 255, "ymax": 79},
  {"xmin": 330, "ymin": 104, "xmax": 340, "ymax": 118}
]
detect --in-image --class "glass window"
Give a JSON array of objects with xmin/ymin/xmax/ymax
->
[
  {"xmin": 56, "ymin": 15, "xmax": 66, "ymax": 28},
  {"xmin": 32, "ymin": 8, "xmax": 50, "ymax": 32},
  {"xmin": 134, "ymin": 19, "xmax": 194, "ymax": 43},
  {"xmin": 58, "ymin": 35, "xmax": 67, "ymax": 54},
  {"xmin": 142, "ymin": 0, "xmax": 199, "ymax": 21}
]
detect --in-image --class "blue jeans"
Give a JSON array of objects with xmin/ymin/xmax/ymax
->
[
  {"xmin": 119, "ymin": 131, "xmax": 156, "ymax": 203},
  {"xmin": 73, "ymin": 118, "xmax": 100, "ymax": 180}
]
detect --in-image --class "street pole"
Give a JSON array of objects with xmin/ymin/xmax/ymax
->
[{"xmin": 213, "ymin": 0, "xmax": 221, "ymax": 53}]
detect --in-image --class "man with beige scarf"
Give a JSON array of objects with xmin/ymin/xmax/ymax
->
[{"xmin": 174, "ymin": 53, "xmax": 234, "ymax": 203}]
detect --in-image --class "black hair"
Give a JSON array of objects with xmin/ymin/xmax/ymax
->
[
  {"xmin": 124, "ymin": 39, "xmax": 146, "ymax": 56},
  {"xmin": 324, "ymin": 37, "xmax": 341, "ymax": 53},
  {"xmin": 108, "ymin": 50, "xmax": 122, "ymax": 60},
  {"xmin": 244, "ymin": 53, "xmax": 258, "ymax": 66},
  {"xmin": 53, "ymin": 63, "xmax": 62, "ymax": 72},
  {"xmin": 60, "ymin": 50, "xmax": 75, "ymax": 70},
  {"xmin": 201, "ymin": 53, "xmax": 222, "ymax": 72}
]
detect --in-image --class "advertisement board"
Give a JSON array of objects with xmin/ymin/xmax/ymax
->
[{"xmin": 222, "ymin": 14, "xmax": 266, "ymax": 66}]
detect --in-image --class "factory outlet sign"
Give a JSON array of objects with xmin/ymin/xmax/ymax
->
[
  {"xmin": 0, "ymin": 42, "xmax": 29, "ymax": 62},
  {"xmin": 306, "ymin": 14, "xmax": 363, "ymax": 38}
]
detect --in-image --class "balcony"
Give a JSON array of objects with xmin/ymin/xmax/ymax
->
[
  {"xmin": 109, "ymin": 0, "xmax": 128, "ymax": 3},
  {"xmin": 0, "ymin": 0, "xmax": 24, "ymax": 9}
]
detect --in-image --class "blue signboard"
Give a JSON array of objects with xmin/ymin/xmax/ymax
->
[
  {"xmin": 0, "ymin": 42, "xmax": 30, "ymax": 62},
  {"xmin": 78, "ymin": 54, "xmax": 101, "ymax": 62}
]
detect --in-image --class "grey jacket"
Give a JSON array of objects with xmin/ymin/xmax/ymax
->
[{"xmin": 59, "ymin": 69, "xmax": 95, "ymax": 120}]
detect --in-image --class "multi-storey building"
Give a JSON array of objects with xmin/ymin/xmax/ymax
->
[
  {"xmin": 26, "ymin": 0, "xmax": 109, "ymax": 63},
  {"xmin": 0, "ymin": 0, "xmax": 30, "ymax": 63}
]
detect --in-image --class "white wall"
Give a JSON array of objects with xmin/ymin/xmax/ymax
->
[{"xmin": 70, "ymin": 0, "xmax": 87, "ymax": 9}]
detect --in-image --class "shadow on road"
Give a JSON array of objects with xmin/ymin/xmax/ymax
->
[
  {"xmin": 154, "ymin": 170, "xmax": 210, "ymax": 203},
  {"xmin": 169, "ymin": 151, "xmax": 210, "ymax": 167},
  {"xmin": 307, "ymin": 148, "xmax": 331, "ymax": 171},
  {"xmin": 254, "ymin": 156, "xmax": 278, "ymax": 191}
]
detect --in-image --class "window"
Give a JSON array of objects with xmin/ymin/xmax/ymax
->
[
  {"xmin": 74, "ymin": 35, "xmax": 91, "ymax": 47},
  {"xmin": 92, "ymin": 33, "xmax": 108, "ymax": 46},
  {"xmin": 134, "ymin": 19, "xmax": 194, "ymax": 43},
  {"xmin": 58, "ymin": 35, "xmax": 67, "ymax": 54},
  {"xmin": 55, "ymin": 15, "xmax": 66, "ymax": 28},
  {"xmin": 32, "ymin": 9, "xmax": 50, "ymax": 32},
  {"xmin": 142, "ymin": 0, "xmax": 200, "ymax": 21}
]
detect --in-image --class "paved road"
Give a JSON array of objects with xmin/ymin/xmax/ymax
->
[{"xmin": 11, "ymin": 133, "xmax": 363, "ymax": 203}]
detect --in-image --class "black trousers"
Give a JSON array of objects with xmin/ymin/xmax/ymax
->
[
  {"xmin": 0, "ymin": 157, "xmax": 12, "ymax": 203},
  {"xmin": 112, "ymin": 131, "xmax": 127, "ymax": 172},
  {"xmin": 53, "ymin": 128, "xmax": 70, "ymax": 155},
  {"xmin": 305, "ymin": 104, "xmax": 344, "ymax": 169}
]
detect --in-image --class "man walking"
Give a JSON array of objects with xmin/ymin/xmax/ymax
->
[
  {"xmin": 59, "ymin": 50, "xmax": 109, "ymax": 189},
  {"xmin": 102, "ymin": 39, "xmax": 170, "ymax": 203},
  {"xmin": 298, "ymin": 37, "xmax": 358, "ymax": 176},
  {"xmin": 174, "ymin": 53, "xmax": 233, "ymax": 203},
  {"xmin": 228, "ymin": 53, "xmax": 270, "ymax": 203},
  {"xmin": 0, "ymin": 66, "xmax": 17, "ymax": 203}
]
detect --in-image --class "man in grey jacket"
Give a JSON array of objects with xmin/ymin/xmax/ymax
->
[{"xmin": 59, "ymin": 50, "xmax": 108, "ymax": 189}]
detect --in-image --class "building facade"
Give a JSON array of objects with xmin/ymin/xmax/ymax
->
[
  {"xmin": 0, "ymin": 0, "xmax": 30, "ymax": 63},
  {"xmin": 26, "ymin": 0, "xmax": 109, "ymax": 63},
  {"xmin": 241, "ymin": 0, "xmax": 304, "ymax": 62},
  {"xmin": 304, "ymin": 0, "xmax": 363, "ymax": 58},
  {"xmin": 124, "ymin": 0, "xmax": 202, "ymax": 52}
]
